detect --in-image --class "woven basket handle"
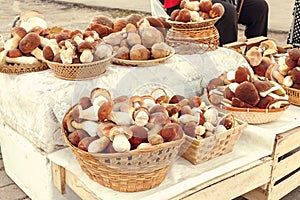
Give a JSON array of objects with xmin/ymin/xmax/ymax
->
[
  {"xmin": 217, "ymin": 112, "xmax": 236, "ymax": 129},
  {"xmin": 151, "ymin": 87, "xmax": 168, "ymax": 97}
]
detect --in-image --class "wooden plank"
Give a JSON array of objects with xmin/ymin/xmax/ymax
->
[
  {"xmin": 274, "ymin": 128, "xmax": 300, "ymax": 158},
  {"xmin": 242, "ymin": 187, "xmax": 268, "ymax": 200},
  {"xmin": 272, "ymin": 150, "xmax": 300, "ymax": 182},
  {"xmin": 51, "ymin": 162, "xmax": 66, "ymax": 194},
  {"xmin": 65, "ymin": 169, "xmax": 100, "ymax": 200},
  {"xmin": 172, "ymin": 158, "xmax": 272, "ymax": 200},
  {"xmin": 270, "ymin": 169, "xmax": 300, "ymax": 200}
]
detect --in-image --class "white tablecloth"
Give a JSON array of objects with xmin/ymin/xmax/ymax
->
[{"xmin": 0, "ymin": 48, "xmax": 248, "ymax": 153}]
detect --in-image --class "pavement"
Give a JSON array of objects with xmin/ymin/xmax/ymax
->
[{"xmin": 0, "ymin": 0, "xmax": 299, "ymax": 200}]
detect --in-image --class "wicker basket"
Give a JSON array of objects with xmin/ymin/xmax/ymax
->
[
  {"xmin": 179, "ymin": 114, "xmax": 247, "ymax": 165},
  {"xmin": 112, "ymin": 48, "xmax": 175, "ymax": 67},
  {"xmin": 166, "ymin": 25, "xmax": 219, "ymax": 54},
  {"xmin": 215, "ymin": 105, "xmax": 289, "ymax": 124},
  {"xmin": 284, "ymin": 86, "xmax": 300, "ymax": 106},
  {"xmin": 61, "ymin": 108, "xmax": 184, "ymax": 192},
  {"xmin": 166, "ymin": 17, "xmax": 221, "ymax": 30},
  {"xmin": 45, "ymin": 55, "xmax": 114, "ymax": 80},
  {"xmin": 0, "ymin": 62, "xmax": 49, "ymax": 74}
]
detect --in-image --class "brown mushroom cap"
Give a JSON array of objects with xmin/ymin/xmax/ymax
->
[
  {"xmin": 11, "ymin": 26, "xmax": 27, "ymax": 39},
  {"xmin": 77, "ymin": 41, "xmax": 94, "ymax": 52},
  {"xmin": 107, "ymin": 126, "xmax": 133, "ymax": 141},
  {"xmin": 90, "ymin": 87, "xmax": 111, "ymax": 103},
  {"xmin": 19, "ymin": 32, "xmax": 41, "ymax": 53},
  {"xmin": 160, "ymin": 123, "xmax": 184, "ymax": 142},
  {"xmin": 43, "ymin": 46, "xmax": 54, "ymax": 61},
  {"xmin": 246, "ymin": 46, "xmax": 263, "ymax": 66},
  {"xmin": 7, "ymin": 49, "xmax": 23, "ymax": 58},
  {"xmin": 234, "ymin": 81, "xmax": 260, "ymax": 107}
]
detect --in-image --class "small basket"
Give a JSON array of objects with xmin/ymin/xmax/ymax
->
[
  {"xmin": 284, "ymin": 86, "xmax": 300, "ymax": 106},
  {"xmin": 179, "ymin": 114, "xmax": 247, "ymax": 165},
  {"xmin": 45, "ymin": 55, "xmax": 114, "ymax": 80},
  {"xmin": 215, "ymin": 105, "xmax": 289, "ymax": 124},
  {"xmin": 0, "ymin": 62, "xmax": 49, "ymax": 74},
  {"xmin": 61, "ymin": 107, "xmax": 184, "ymax": 192},
  {"xmin": 166, "ymin": 17, "xmax": 221, "ymax": 30}
]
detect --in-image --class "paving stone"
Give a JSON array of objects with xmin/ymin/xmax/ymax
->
[
  {"xmin": 0, "ymin": 184, "xmax": 28, "ymax": 200},
  {"xmin": 0, "ymin": 170, "xmax": 14, "ymax": 187}
]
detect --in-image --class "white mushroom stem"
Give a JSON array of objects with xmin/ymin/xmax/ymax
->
[
  {"xmin": 31, "ymin": 47, "xmax": 45, "ymax": 61},
  {"xmin": 92, "ymin": 95, "xmax": 108, "ymax": 107},
  {"xmin": 137, "ymin": 142, "xmax": 153, "ymax": 150},
  {"xmin": 147, "ymin": 124, "xmax": 164, "ymax": 145},
  {"xmin": 5, "ymin": 56, "xmax": 40, "ymax": 65},
  {"xmin": 40, "ymin": 37, "xmax": 50, "ymax": 48},
  {"xmin": 71, "ymin": 120, "xmax": 99, "ymax": 137},
  {"xmin": 0, "ymin": 50, "xmax": 8, "ymax": 65},
  {"xmin": 73, "ymin": 35, "xmax": 85, "ymax": 45},
  {"xmin": 178, "ymin": 114, "xmax": 199, "ymax": 125},
  {"xmin": 107, "ymin": 111, "xmax": 133, "ymax": 126},
  {"xmin": 60, "ymin": 47, "xmax": 75, "ymax": 64},
  {"xmin": 88, "ymin": 137, "xmax": 110, "ymax": 153},
  {"xmin": 113, "ymin": 133, "xmax": 131, "ymax": 152},
  {"xmin": 4, "ymin": 37, "xmax": 22, "ymax": 50},
  {"xmin": 134, "ymin": 110, "xmax": 149, "ymax": 127},
  {"xmin": 76, "ymin": 105, "xmax": 99, "ymax": 121},
  {"xmin": 80, "ymin": 49, "xmax": 93, "ymax": 63}
]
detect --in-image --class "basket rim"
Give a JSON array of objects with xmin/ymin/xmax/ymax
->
[
  {"xmin": 216, "ymin": 103, "xmax": 289, "ymax": 113},
  {"xmin": 112, "ymin": 47, "xmax": 175, "ymax": 67},
  {"xmin": 0, "ymin": 61, "xmax": 49, "ymax": 74},
  {"xmin": 284, "ymin": 85, "xmax": 300, "ymax": 92},
  {"xmin": 45, "ymin": 53, "xmax": 114, "ymax": 67},
  {"xmin": 166, "ymin": 17, "xmax": 221, "ymax": 26}
]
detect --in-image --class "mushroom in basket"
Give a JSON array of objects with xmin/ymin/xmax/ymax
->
[{"xmin": 207, "ymin": 66, "xmax": 290, "ymax": 109}]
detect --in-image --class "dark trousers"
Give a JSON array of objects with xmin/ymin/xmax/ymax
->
[{"xmin": 213, "ymin": 0, "xmax": 269, "ymax": 45}]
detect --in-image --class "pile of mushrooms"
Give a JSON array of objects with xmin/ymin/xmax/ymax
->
[
  {"xmin": 63, "ymin": 87, "xmax": 237, "ymax": 154},
  {"xmin": 168, "ymin": 0, "xmax": 225, "ymax": 23},
  {"xmin": 0, "ymin": 11, "xmax": 114, "ymax": 66},
  {"xmin": 272, "ymin": 47, "xmax": 300, "ymax": 90},
  {"xmin": 207, "ymin": 66, "xmax": 290, "ymax": 109}
]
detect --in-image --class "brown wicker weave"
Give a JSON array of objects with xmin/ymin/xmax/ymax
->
[
  {"xmin": 166, "ymin": 17, "xmax": 221, "ymax": 30},
  {"xmin": 46, "ymin": 55, "xmax": 114, "ymax": 81},
  {"xmin": 166, "ymin": 25, "xmax": 219, "ymax": 54},
  {"xmin": 0, "ymin": 62, "xmax": 49, "ymax": 74},
  {"xmin": 284, "ymin": 86, "xmax": 300, "ymax": 106},
  {"xmin": 216, "ymin": 105, "xmax": 289, "ymax": 124},
  {"xmin": 179, "ymin": 114, "xmax": 247, "ymax": 165},
  {"xmin": 61, "ymin": 107, "xmax": 184, "ymax": 192}
]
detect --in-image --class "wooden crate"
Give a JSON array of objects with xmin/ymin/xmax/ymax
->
[{"xmin": 243, "ymin": 127, "xmax": 300, "ymax": 200}]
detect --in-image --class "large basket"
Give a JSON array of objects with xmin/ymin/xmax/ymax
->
[
  {"xmin": 45, "ymin": 55, "xmax": 114, "ymax": 80},
  {"xmin": 215, "ymin": 105, "xmax": 289, "ymax": 124},
  {"xmin": 0, "ymin": 62, "xmax": 49, "ymax": 74},
  {"xmin": 284, "ymin": 86, "xmax": 300, "ymax": 106},
  {"xmin": 166, "ymin": 25, "xmax": 219, "ymax": 54},
  {"xmin": 179, "ymin": 114, "xmax": 247, "ymax": 165},
  {"xmin": 61, "ymin": 108, "xmax": 184, "ymax": 192},
  {"xmin": 166, "ymin": 17, "xmax": 221, "ymax": 30}
]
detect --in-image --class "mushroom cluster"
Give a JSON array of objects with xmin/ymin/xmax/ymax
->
[
  {"xmin": 207, "ymin": 66, "xmax": 290, "ymax": 109},
  {"xmin": 0, "ymin": 11, "xmax": 48, "ymax": 65},
  {"xmin": 0, "ymin": 11, "xmax": 115, "ymax": 66},
  {"xmin": 103, "ymin": 15, "xmax": 173, "ymax": 61},
  {"xmin": 169, "ymin": 0, "xmax": 225, "ymax": 23},
  {"xmin": 244, "ymin": 40, "xmax": 279, "ymax": 79},
  {"xmin": 63, "ymin": 88, "xmax": 185, "ymax": 154},
  {"xmin": 272, "ymin": 48, "xmax": 300, "ymax": 90}
]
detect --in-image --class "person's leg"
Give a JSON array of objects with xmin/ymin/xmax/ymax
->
[
  {"xmin": 238, "ymin": 0, "xmax": 269, "ymax": 38},
  {"xmin": 213, "ymin": 0, "xmax": 238, "ymax": 45}
]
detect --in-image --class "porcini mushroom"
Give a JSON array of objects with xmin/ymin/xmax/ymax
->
[
  {"xmin": 106, "ymin": 126, "xmax": 133, "ymax": 152},
  {"xmin": 132, "ymin": 107, "xmax": 150, "ymax": 127},
  {"xmin": 78, "ymin": 41, "xmax": 94, "ymax": 63},
  {"xmin": 18, "ymin": 32, "xmax": 44, "ymax": 61},
  {"xmin": 71, "ymin": 120, "xmax": 99, "ymax": 137}
]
